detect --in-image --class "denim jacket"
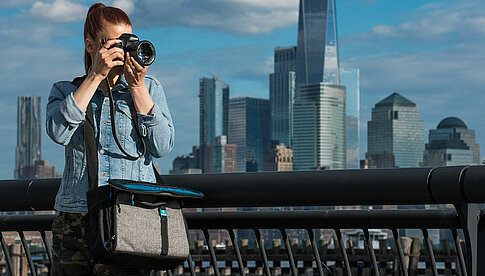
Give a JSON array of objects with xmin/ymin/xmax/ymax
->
[{"xmin": 46, "ymin": 74, "xmax": 175, "ymax": 213}]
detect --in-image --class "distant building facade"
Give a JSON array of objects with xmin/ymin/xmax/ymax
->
[
  {"xmin": 228, "ymin": 97, "xmax": 271, "ymax": 172},
  {"xmin": 270, "ymin": 46, "xmax": 296, "ymax": 146},
  {"xmin": 422, "ymin": 117, "xmax": 479, "ymax": 167},
  {"xmin": 265, "ymin": 144, "xmax": 293, "ymax": 171},
  {"xmin": 15, "ymin": 96, "xmax": 42, "ymax": 179},
  {"xmin": 170, "ymin": 150, "xmax": 202, "ymax": 175},
  {"xmin": 340, "ymin": 68, "xmax": 360, "ymax": 169},
  {"xmin": 293, "ymin": 83, "xmax": 346, "ymax": 170},
  {"xmin": 204, "ymin": 135, "xmax": 237, "ymax": 173},
  {"xmin": 367, "ymin": 93, "xmax": 424, "ymax": 168},
  {"xmin": 18, "ymin": 160, "xmax": 56, "ymax": 179}
]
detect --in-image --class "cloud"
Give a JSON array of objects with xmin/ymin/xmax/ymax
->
[
  {"xmin": 112, "ymin": 0, "xmax": 134, "ymax": 14},
  {"xmin": 348, "ymin": 1, "xmax": 485, "ymax": 44},
  {"xmin": 22, "ymin": 0, "xmax": 298, "ymax": 35},
  {"xmin": 128, "ymin": 0, "xmax": 298, "ymax": 35},
  {"xmin": 28, "ymin": 0, "xmax": 87, "ymax": 22}
]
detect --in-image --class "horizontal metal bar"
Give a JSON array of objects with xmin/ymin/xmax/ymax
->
[
  {"xmin": 2, "ymin": 166, "xmax": 485, "ymax": 211},
  {"xmin": 184, "ymin": 210, "xmax": 462, "ymax": 230},
  {"xmin": 0, "ymin": 210, "xmax": 470, "ymax": 232},
  {"xmin": 0, "ymin": 214, "xmax": 56, "ymax": 231}
]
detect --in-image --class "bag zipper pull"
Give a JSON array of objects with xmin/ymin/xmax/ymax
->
[{"xmin": 131, "ymin": 193, "xmax": 135, "ymax": 206}]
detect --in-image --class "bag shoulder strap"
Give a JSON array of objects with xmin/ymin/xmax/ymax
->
[{"xmin": 70, "ymin": 75, "xmax": 98, "ymax": 191}]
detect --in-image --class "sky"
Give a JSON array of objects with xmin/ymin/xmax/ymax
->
[{"xmin": 1, "ymin": 0, "xmax": 484, "ymax": 178}]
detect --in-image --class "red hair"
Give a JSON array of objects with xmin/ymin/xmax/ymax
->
[{"xmin": 83, "ymin": 3, "xmax": 132, "ymax": 73}]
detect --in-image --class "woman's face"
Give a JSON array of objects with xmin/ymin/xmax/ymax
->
[{"xmin": 86, "ymin": 23, "xmax": 132, "ymax": 75}]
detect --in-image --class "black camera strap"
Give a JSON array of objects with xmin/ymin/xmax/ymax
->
[
  {"xmin": 105, "ymin": 78, "xmax": 146, "ymax": 160},
  {"xmin": 71, "ymin": 75, "xmax": 163, "ymax": 192}
]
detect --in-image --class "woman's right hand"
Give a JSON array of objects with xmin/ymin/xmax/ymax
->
[{"xmin": 89, "ymin": 39, "xmax": 124, "ymax": 80}]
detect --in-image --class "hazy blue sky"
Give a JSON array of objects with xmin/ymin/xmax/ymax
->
[{"xmin": 1, "ymin": 0, "xmax": 484, "ymax": 177}]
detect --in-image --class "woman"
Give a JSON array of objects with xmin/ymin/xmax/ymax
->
[{"xmin": 46, "ymin": 3, "xmax": 174, "ymax": 275}]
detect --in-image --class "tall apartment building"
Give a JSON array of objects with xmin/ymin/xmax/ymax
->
[
  {"xmin": 15, "ymin": 96, "xmax": 42, "ymax": 179},
  {"xmin": 199, "ymin": 76, "xmax": 229, "ymax": 172},
  {"xmin": 199, "ymin": 76, "xmax": 229, "ymax": 146}
]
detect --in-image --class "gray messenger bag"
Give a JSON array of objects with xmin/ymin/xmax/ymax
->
[{"xmin": 72, "ymin": 76, "xmax": 204, "ymax": 270}]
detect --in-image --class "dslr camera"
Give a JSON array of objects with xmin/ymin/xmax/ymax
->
[{"xmin": 109, "ymin": 33, "xmax": 156, "ymax": 66}]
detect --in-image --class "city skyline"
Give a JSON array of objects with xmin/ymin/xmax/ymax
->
[{"xmin": 0, "ymin": 0, "xmax": 484, "ymax": 176}]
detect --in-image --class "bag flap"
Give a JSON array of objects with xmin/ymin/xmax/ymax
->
[{"xmin": 108, "ymin": 179, "xmax": 204, "ymax": 199}]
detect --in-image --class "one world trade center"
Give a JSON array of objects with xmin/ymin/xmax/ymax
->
[{"xmin": 293, "ymin": 0, "xmax": 346, "ymax": 170}]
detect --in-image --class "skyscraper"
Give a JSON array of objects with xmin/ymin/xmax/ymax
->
[
  {"xmin": 296, "ymin": 0, "xmax": 340, "ymax": 93},
  {"xmin": 293, "ymin": 0, "xmax": 346, "ymax": 170},
  {"xmin": 199, "ymin": 76, "xmax": 229, "ymax": 146},
  {"xmin": 367, "ymin": 93, "xmax": 424, "ymax": 168},
  {"xmin": 422, "ymin": 117, "xmax": 479, "ymax": 166},
  {"xmin": 293, "ymin": 83, "xmax": 346, "ymax": 170},
  {"xmin": 228, "ymin": 97, "xmax": 271, "ymax": 172},
  {"xmin": 269, "ymin": 46, "xmax": 296, "ymax": 146},
  {"xmin": 15, "ymin": 96, "xmax": 42, "ymax": 179},
  {"xmin": 340, "ymin": 68, "xmax": 360, "ymax": 169}
]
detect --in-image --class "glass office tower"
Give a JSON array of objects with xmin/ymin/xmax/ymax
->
[
  {"xmin": 293, "ymin": 83, "xmax": 346, "ymax": 170},
  {"xmin": 367, "ymin": 93, "xmax": 424, "ymax": 168},
  {"xmin": 199, "ymin": 76, "xmax": 229, "ymax": 146},
  {"xmin": 340, "ymin": 68, "xmax": 360, "ymax": 168},
  {"xmin": 293, "ymin": 0, "xmax": 346, "ymax": 170},
  {"xmin": 270, "ymin": 46, "xmax": 296, "ymax": 146},
  {"xmin": 228, "ymin": 97, "xmax": 271, "ymax": 172},
  {"xmin": 296, "ymin": 0, "xmax": 340, "ymax": 93}
]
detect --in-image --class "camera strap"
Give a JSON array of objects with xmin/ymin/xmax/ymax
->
[
  {"xmin": 72, "ymin": 75, "xmax": 162, "ymax": 192},
  {"xmin": 105, "ymin": 78, "xmax": 146, "ymax": 160}
]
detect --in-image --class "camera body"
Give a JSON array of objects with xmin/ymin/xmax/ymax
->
[{"xmin": 110, "ymin": 33, "xmax": 156, "ymax": 66}]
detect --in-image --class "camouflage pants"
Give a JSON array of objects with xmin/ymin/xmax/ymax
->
[{"xmin": 51, "ymin": 212, "xmax": 150, "ymax": 276}]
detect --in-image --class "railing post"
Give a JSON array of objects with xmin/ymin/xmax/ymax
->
[
  {"xmin": 454, "ymin": 203, "xmax": 482, "ymax": 276},
  {"xmin": 478, "ymin": 210, "xmax": 485, "ymax": 276}
]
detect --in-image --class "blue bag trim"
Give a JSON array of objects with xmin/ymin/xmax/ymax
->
[{"xmin": 107, "ymin": 179, "xmax": 204, "ymax": 198}]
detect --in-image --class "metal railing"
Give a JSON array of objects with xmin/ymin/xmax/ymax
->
[{"xmin": 1, "ymin": 165, "xmax": 485, "ymax": 275}]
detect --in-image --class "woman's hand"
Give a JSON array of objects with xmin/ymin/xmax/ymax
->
[
  {"xmin": 124, "ymin": 52, "xmax": 153, "ymax": 114},
  {"xmin": 90, "ymin": 39, "xmax": 124, "ymax": 80},
  {"xmin": 124, "ymin": 52, "xmax": 148, "ymax": 89}
]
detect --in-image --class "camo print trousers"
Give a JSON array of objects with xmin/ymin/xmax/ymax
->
[{"xmin": 51, "ymin": 212, "xmax": 150, "ymax": 276}]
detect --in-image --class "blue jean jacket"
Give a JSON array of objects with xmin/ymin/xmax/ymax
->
[{"xmin": 46, "ymin": 74, "xmax": 175, "ymax": 213}]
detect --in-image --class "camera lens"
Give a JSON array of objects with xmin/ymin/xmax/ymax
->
[{"xmin": 136, "ymin": 41, "xmax": 156, "ymax": 66}]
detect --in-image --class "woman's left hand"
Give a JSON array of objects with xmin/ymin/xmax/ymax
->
[{"xmin": 124, "ymin": 52, "xmax": 148, "ymax": 89}]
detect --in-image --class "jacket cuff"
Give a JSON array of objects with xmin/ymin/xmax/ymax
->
[
  {"xmin": 59, "ymin": 93, "xmax": 86, "ymax": 125},
  {"xmin": 137, "ymin": 103, "xmax": 164, "ymax": 127}
]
